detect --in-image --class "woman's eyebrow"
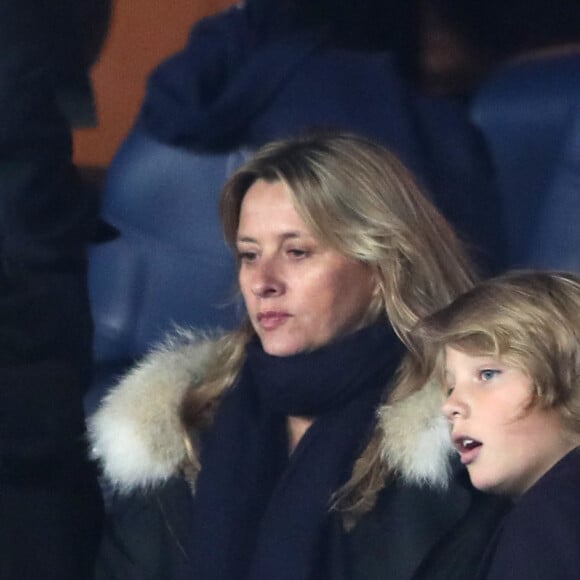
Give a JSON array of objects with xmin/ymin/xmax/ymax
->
[
  {"xmin": 237, "ymin": 231, "xmax": 307, "ymax": 244},
  {"xmin": 236, "ymin": 235, "xmax": 258, "ymax": 244}
]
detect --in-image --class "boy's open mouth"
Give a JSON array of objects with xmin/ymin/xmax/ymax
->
[
  {"xmin": 452, "ymin": 436, "xmax": 483, "ymax": 465},
  {"xmin": 454, "ymin": 437, "xmax": 482, "ymax": 452}
]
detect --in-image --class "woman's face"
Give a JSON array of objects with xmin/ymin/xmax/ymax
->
[{"xmin": 236, "ymin": 179, "xmax": 378, "ymax": 356}]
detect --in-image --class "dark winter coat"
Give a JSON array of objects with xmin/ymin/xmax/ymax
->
[{"xmin": 89, "ymin": 333, "xmax": 507, "ymax": 580}]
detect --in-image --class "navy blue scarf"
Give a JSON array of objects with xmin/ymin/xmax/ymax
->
[{"xmin": 185, "ymin": 323, "xmax": 403, "ymax": 580}]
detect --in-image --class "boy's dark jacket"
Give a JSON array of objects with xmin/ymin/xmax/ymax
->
[
  {"xmin": 476, "ymin": 449, "xmax": 580, "ymax": 580},
  {"xmin": 90, "ymin": 333, "xmax": 508, "ymax": 580}
]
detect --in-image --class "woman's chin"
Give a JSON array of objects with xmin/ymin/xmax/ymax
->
[
  {"xmin": 259, "ymin": 335, "xmax": 313, "ymax": 357},
  {"xmin": 261, "ymin": 342, "xmax": 305, "ymax": 357}
]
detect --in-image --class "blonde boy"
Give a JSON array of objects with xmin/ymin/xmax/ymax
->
[{"xmin": 417, "ymin": 271, "xmax": 580, "ymax": 580}]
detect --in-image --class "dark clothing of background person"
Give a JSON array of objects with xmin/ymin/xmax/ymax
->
[
  {"xmin": 137, "ymin": 3, "xmax": 506, "ymax": 275},
  {"xmin": 0, "ymin": 1, "xmax": 104, "ymax": 578},
  {"xmin": 417, "ymin": 0, "xmax": 580, "ymax": 97}
]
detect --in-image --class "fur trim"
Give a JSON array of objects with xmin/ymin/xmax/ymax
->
[
  {"xmin": 377, "ymin": 380, "xmax": 455, "ymax": 488},
  {"xmin": 88, "ymin": 330, "xmax": 218, "ymax": 493},
  {"xmin": 89, "ymin": 333, "xmax": 455, "ymax": 493}
]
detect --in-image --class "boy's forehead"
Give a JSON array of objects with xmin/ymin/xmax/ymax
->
[
  {"xmin": 443, "ymin": 331, "xmax": 499, "ymax": 354},
  {"xmin": 444, "ymin": 346, "xmax": 500, "ymax": 365}
]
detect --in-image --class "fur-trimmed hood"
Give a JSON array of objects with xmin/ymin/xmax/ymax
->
[{"xmin": 88, "ymin": 331, "xmax": 455, "ymax": 494}]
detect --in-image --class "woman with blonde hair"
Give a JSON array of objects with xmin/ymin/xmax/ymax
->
[{"xmin": 90, "ymin": 132, "xmax": 506, "ymax": 580}]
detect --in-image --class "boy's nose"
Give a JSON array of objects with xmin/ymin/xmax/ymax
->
[{"xmin": 442, "ymin": 391, "xmax": 469, "ymax": 422}]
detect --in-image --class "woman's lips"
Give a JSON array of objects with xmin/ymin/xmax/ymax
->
[{"xmin": 257, "ymin": 311, "xmax": 291, "ymax": 330}]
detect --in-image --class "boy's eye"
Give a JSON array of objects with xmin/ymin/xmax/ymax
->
[{"xmin": 479, "ymin": 369, "xmax": 500, "ymax": 381}]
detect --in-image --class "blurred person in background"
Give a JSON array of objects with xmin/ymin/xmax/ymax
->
[
  {"xmin": 131, "ymin": 0, "xmax": 506, "ymax": 273},
  {"xmin": 415, "ymin": 0, "xmax": 580, "ymax": 97},
  {"xmin": 0, "ymin": 1, "xmax": 111, "ymax": 578}
]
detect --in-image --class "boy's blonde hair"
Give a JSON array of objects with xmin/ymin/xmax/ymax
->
[{"xmin": 416, "ymin": 270, "xmax": 580, "ymax": 435}]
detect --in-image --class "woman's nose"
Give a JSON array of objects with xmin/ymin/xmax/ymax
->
[
  {"xmin": 442, "ymin": 390, "xmax": 469, "ymax": 422},
  {"xmin": 251, "ymin": 259, "xmax": 285, "ymax": 298}
]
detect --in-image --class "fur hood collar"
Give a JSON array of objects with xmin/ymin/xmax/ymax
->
[{"xmin": 88, "ymin": 331, "xmax": 454, "ymax": 494}]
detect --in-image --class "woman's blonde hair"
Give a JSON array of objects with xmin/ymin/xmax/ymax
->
[
  {"xmin": 182, "ymin": 131, "xmax": 476, "ymax": 519},
  {"xmin": 221, "ymin": 131, "xmax": 475, "ymax": 347},
  {"xmin": 416, "ymin": 270, "xmax": 580, "ymax": 435}
]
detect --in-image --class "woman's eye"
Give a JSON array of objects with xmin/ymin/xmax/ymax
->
[
  {"xmin": 287, "ymin": 248, "xmax": 309, "ymax": 258},
  {"xmin": 479, "ymin": 369, "xmax": 500, "ymax": 381},
  {"xmin": 238, "ymin": 251, "xmax": 257, "ymax": 262}
]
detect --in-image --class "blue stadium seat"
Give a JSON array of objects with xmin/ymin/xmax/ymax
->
[
  {"xmin": 87, "ymin": 122, "xmax": 248, "ymax": 407},
  {"xmin": 470, "ymin": 52, "xmax": 580, "ymax": 267},
  {"xmin": 527, "ymin": 104, "xmax": 580, "ymax": 271}
]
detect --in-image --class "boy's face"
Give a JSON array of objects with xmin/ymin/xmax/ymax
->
[{"xmin": 442, "ymin": 346, "xmax": 574, "ymax": 497}]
